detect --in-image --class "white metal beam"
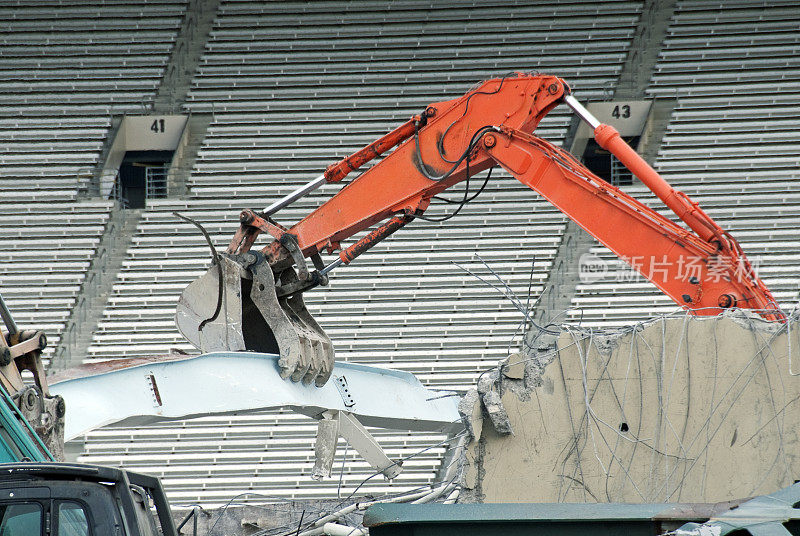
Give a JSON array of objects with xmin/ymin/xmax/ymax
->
[{"xmin": 50, "ymin": 352, "xmax": 463, "ymax": 440}]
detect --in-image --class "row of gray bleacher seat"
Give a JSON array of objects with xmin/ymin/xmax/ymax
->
[
  {"xmin": 566, "ymin": 0, "xmax": 800, "ymax": 327},
  {"xmin": 0, "ymin": 0, "xmax": 184, "ymax": 195},
  {"xmin": 77, "ymin": 0, "xmax": 645, "ymax": 505},
  {"xmin": 0, "ymin": 2, "xmax": 185, "ymax": 362},
  {"xmin": 84, "ymin": 411, "xmax": 449, "ymax": 504},
  {"xmin": 0, "ymin": 200, "xmax": 114, "ymax": 365}
]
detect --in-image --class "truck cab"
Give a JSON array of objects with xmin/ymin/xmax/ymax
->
[{"xmin": 0, "ymin": 463, "xmax": 178, "ymax": 536}]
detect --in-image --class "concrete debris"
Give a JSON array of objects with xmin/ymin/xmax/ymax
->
[
  {"xmin": 475, "ymin": 369, "xmax": 513, "ymax": 435},
  {"xmin": 186, "ymin": 499, "xmax": 364, "ymax": 536},
  {"xmin": 480, "ymin": 390, "xmax": 513, "ymax": 436},
  {"xmin": 323, "ymin": 522, "xmax": 366, "ymax": 536},
  {"xmin": 592, "ymin": 334, "xmax": 619, "ymax": 356},
  {"xmin": 312, "ymin": 417, "xmax": 339, "ymax": 480},
  {"xmin": 501, "ymin": 353, "xmax": 525, "ymax": 379},
  {"xmin": 522, "ymin": 333, "xmax": 559, "ymax": 389},
  {"xmin": 476, "ymin": 369, "xmax": 499, "ymax": 396},
  {"xmin": 721, "ymin": 307, "xmax": 784, "ymax": 334},
  {"xmin": 457, "ymin": 388, "xmax": 483, "ymax": 442},
  {"xmin": 458, "ymin": 368, "xmax": 514, "ymax": 438}
]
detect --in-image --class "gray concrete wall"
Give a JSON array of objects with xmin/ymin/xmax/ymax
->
[{"xmin": 461, "ymin": 311, "xmax": 800, "ymax": 503}]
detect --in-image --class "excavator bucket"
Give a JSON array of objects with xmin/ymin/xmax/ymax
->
[{"xmin": 176, "ymin": 255, "xmax": 334, "ymax": 386}]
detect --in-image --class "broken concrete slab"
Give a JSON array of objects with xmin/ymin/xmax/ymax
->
[
  {"xmin": 474, "ymin": 369, "xmax": 513, "ymax": 436},
  {"xmin": 501, "ymin": 353, "xmax": 525, "ymax": 380},
  {"xmin": 480, "ymin": 390, "xmax": 513, "ymax": 436},
  {"xmin": 458, "ymin": 388, "xmax": 483, "ymax": 443},
  {"xmin": 461, "ymin": 311, "xmax": 800, "ymax": 504}
]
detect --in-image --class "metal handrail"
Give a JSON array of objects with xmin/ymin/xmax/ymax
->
[
  {"xmin": 176, "ymin": 507, "xmax": 203, "ymax": 536},
  {"xmin": 145, "ymin": 166, "xmax": 168, "ymax": 201},
  {"xmin": 110, "ymin": 166, "xmax": 168, "ymax": 208},
  {"xmin": 110, "ymin": 173, "xmax": 130, "ymax": 209},
  {"xmin": 611, "ymin": 155, "xmax": 633, "ymax": 186}
]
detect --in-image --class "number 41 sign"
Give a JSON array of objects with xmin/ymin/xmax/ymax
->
[{"xmin": 150, "ymin": 119, "xmax": 166, "ymax": 133}]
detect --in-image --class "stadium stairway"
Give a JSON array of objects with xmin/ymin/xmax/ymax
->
[
  {"xmin": 0, "ymin": 0, "xmax": 187, "ymax": 366},
  {"xmin": 153, "ymin": 0, "xmax": 221, "ymax": 113},
  {"xmin": 49, "ymin": 209, "xmax": 143, "ymax": 372}
]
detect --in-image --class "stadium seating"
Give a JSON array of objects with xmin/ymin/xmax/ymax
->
[
  {"xmin": 0, "ymin": 1, "xmax": 185, "ymax": 367},
  {"xmin": 0, "ymin": 200, "xmax": 114, "ymax": 365},
  {"xmin": 82, "ymin": 410, "xmax": 449, "ymax": 504},
  {"xmin": 0, "ymin": 0, "xmax": 185, "ymax": 200},
  {"xmin": 78, "ymin": 0, "xmax": 643, "ymax": 504},
  {"xmin": 567, "ymin": 0, "xmax": 800, "ymax": 326}
]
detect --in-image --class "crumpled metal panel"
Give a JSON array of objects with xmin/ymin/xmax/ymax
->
[{"xmin": 676, "ymin": 481, "xmax": 800, "ymax": 536}]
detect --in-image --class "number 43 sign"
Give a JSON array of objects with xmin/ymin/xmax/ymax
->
[
  {"xmin": 586, "ymin": 101, "xmax": 652, "ymax": 137},
  {"xmin": 611, "ymin": 104, "xmax": 631, "ymax": 119}
]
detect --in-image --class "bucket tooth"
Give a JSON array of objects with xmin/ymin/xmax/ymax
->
[{"xmin": 250, "ymin": 261, "xmax": 334, "ymax": 387}]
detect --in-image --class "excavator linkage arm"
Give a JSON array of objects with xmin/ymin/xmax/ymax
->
[{"xmin": 177, "ymin": 73, "xmax": 782, "ymax": 388}]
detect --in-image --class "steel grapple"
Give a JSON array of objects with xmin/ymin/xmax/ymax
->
[{"xmin": 176, "ymin": 228, "xmax": 334, "ymax": 387}]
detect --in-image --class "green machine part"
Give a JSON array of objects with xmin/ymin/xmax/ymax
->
[
  {"xmin": 0, "ymin": 382, "xmax": 53, "ymax": 463},
  {"xmin": 363, "ymin": 486, "xmax": 800, "ymax": 536}
]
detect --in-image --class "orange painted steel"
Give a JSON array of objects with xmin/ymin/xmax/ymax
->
[
  {"xmin": 483, "ymin": 127, "xmax": 781, "ymax": 320},
  {"xmin": 283, "ymin": 74, "xmax": 568, "ymax": 257},
  {"xmin": 237, "ymin": 73, "xmax": 781, "ymax": 321},
  {"xmin": 594, "ymin": 124, "xmax": 719, "ymax": 245},
  {"xmin": 323, "ymin": 117, "xmax": 422, "ymax": 184}
]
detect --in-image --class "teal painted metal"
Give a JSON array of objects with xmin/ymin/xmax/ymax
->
[
  {"xmin": 0, "ymin": 383, "xmax": 52, "ymax": 462},
  {"xmin": 363, "ymin": 503, "xmax": 725, "ymax": 536},
  {"xmin": 365, "ymin": 483, "xmax": 800, "ymax": 536}
]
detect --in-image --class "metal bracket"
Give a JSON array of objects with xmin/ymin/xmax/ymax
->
[
  {"xmin": 6, "ymin": 333, "xmax": 46, "ymax": 361},
  {"xmin": 333, "ymin": 375, "xmax": 355, "ymax": 408},
  {"xmin": 313, "ymin": 410, "xmax": 402, "ymax": 481},
  {"xmin": 279, "ymin": 233, "xmax": 311, "ymax": 280}
]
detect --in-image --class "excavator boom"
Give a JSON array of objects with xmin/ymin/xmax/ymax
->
[{"xmin": 177, "ymin": 73, "xmax": 782, "ymax": 387}]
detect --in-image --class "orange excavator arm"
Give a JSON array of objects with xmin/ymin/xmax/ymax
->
[
  {"xmin": 177, "ymin": 73, "xmax": 782, "ymax": 387},
  {"xmin": 482, "ymin": 124, "xmax": 779, "ymax": 317}
]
